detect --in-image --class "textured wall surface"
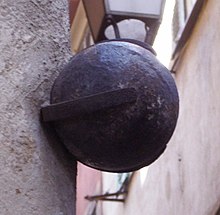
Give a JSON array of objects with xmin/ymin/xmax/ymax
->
[
  {"xmin": 0, "ymin": 0, "xmax": 76, "ymax": 214},
  {"xmin": 102, "ymin": 0, "xmax": 220, "ymax": 214}
]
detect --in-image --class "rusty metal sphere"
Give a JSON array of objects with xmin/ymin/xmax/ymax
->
[{"xmin": 49, "ymin": 40, "xmax": 179, "ymax": 172}]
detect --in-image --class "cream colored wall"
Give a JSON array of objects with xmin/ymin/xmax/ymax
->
[{"xmin": 102, "ymin": 0, "xmax": 220, "ymax": 214}]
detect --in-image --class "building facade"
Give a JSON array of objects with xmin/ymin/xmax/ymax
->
[
  {"xmin": 0, "ymin": 1, "xmax": 77, "ymax": 214},
  {"xmin": 70, "ymin": 0, "xmax": 220, "ymax": 214}
]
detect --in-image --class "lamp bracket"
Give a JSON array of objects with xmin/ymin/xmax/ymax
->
[
  {"xmin": 106, "ymin": 15, "xmax": 121, "ymax": 39},
  {"xmin": 85, "ymin": 191, "xmax": 127, "ymax": 203}
]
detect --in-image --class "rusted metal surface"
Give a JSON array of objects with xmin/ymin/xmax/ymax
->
[{"xmin": 45, "ymin": 40, "xmax": 179, "ymax": 172}]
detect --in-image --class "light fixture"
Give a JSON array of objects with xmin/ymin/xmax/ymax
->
[
  {"xmin": 82, "ymin": 0, "xmax": 166, "ymax": 45},
  {"xmin": 40, "ymin": 0, "xmax": 179, "ymax": 173}
]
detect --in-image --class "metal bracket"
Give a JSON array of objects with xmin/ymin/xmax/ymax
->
[
  {"xmin": 106, "ymin": 15, "xmax": 121, "ymax": 39},
  {"xmin": 41, "ymin": 88, "xmax": 137, "ymax": 122},
  {"xmin": 85, "ymin": 191, "xmax": 127, "ymax": 203},
  {"xmin": 85, "ymin": 172, "xmax": 133, "ymax": 203}
]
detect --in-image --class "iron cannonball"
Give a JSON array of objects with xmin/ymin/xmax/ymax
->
[{"xmin": 48, "ymin": 40, "xmax": 179, "ymax": 172}]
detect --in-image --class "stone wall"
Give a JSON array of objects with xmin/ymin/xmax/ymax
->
[{"xmin": 0, "ymin": 1, "xmax": 76, "ymax": 214}]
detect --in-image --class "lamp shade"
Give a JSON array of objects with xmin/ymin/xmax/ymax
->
[
  {"xmin": 105, "ymin": 0, "xmax": 164, "ymax": 18},
  {"xmin": 82, "ymin": 0, "xmax": 166, "ymax": 44}
]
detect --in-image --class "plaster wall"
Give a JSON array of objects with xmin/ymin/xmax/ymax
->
[
  {"xmin": 0, "ymin": 1, "xmax": 76, "ymax": 214},
  {"xmin": 102, "ymin": 0, "xmax": 220, "ymax": 214}
]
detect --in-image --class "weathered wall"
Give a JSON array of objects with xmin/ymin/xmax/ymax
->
[
  {"xmin": 0, "ymin": 1, "xmax": 76, "ymax": 214},
  {"xmin": 102, "ymin": 0, "xmax": 220, "ymax": 214}
]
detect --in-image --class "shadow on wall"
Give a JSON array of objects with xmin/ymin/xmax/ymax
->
[
  {"xmin": 207, "ymin": 202, "xmax": 220, "ymax": 215},
  {"xmin": 216, "ymin": 205, "xmax": 220, "ymax": 215},
  {"xmin": 40, "ymin": 119, "xmax": 77, "ymax": 182}
]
